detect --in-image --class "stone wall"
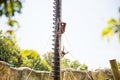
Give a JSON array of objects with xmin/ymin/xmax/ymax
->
[{"xmin": 0, "ymin": 61, "xmax": 117, "ymax": 80}]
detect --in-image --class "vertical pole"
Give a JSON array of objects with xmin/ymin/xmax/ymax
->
[
  {"xmin": 110, "ymin": 59, "xmax": 120, "ymax": 80},
  {"xmin": 52, "ymin": 0, "xmax": 62, "ymax": 80}
]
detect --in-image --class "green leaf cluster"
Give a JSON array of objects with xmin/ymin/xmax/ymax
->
[
  {"xmin": 0, "ymin": 0, "xmax": 51, "ymax": 71},
  {"xmin": 7, "ymin": 20, "xmax": 20, "ymax": 28},
  {"xmin": 0, "ymin": 31, "xmax": 52, "ymax": 71},
  {"xmin": 35, "ymin": 59, "xmax": 52, "ymax": 71},
  {"xmin": 42, "ymin": 52, "xmax": 88, "ymax": 71},
  {"xmin": 62, "ymin": 58, "xmax": 88, "ymax": 71},
  {"xmin": 102, "ymin": 18, "xmax": 120, "ymax": 42},
  {"xmin": 0, "ymin": 30, "xmax": 22, "ymax": 67},
  {"xmin": 0, "ymin": 0, "xmax": 22, "ymax": 17},
  {"xmin": 0, "ymin": 0, "xmax": 22, "ymax": 66},
  {"xmin": 0, "ymin": 0, "xmax": 22, "ymax": 28},
  {"xmin": 42, "ymin": 52, "xmax": 53, "ymax": 67},
  {"xmin": 21, "ymin": 50, "xmax": 51, "ymax": 71}
]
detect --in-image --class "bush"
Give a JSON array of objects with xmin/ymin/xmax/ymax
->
[
  {"xmin": 21, "ymin": 49, "xmax": 52, "ymax": 71},
  {"xmin": 0, "ymin": 31, "xmax": 22, "ymax": 67}
]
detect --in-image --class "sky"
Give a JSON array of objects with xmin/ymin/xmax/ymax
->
[{"xmin": 0, "ymin": 0, "xmax": 120, "ymax": 70}]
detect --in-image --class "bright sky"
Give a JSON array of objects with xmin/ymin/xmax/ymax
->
[{"xmin": 1, "ymin": 0, "xmax": 120, "ymax": 69}]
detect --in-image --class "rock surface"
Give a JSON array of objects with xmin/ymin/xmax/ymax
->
[{"xmin": 0, "ymin": 61, "xmax": 118, "ymax": 80}]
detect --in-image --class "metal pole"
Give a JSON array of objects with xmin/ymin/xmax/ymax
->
[{"xmin": 52, "ymin": 0, "xmax": 62, "ymax": 80}]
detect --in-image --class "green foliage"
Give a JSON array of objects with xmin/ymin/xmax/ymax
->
[
  {"xmin": 102, "ymin": 18, "xmax": 120, "ymax": 42},
  {"xmin": 0, "ymin": 0, "xmax": 23, "ymax": 67},
  {"xmin": 78, "ymin": 64, "xmax": 88, "ymax": 71},
  {"xmin": 43, "ymin": 52, "xmax": 88, "ymax": 71},
  {"xmin": 0, "ymin": 0, "xmax": 22, "ymax": 28},
  {"xmin": 21, "ymin": 50, "xmax": 51, "ymax": 71},
  {"xmin": 61, "ymin": 58, "xmax": 71, "ymax": 69},
  {"xmin": 42, "ymin": 52, "xmax": 53, "ymax": 67},
  {"xmin": 70, "ymin": 60, "xmax": 81, "ymax": 69},
  {"xmin": 7, "ymin": 20, "xmax": 20, "ymax": 28},
  {"xmin": 117, "ymin": 61, "xmax": 120, "ymax": 69},
  {"xmin": 0, "ymin": 0, "xmax": 51, "ymax": 71},
  {"xmin": 21, "ymin": 50, "xmax": 40, "ymax": 68},
  {"xmin": 0, "ymin": 30, "xmax": 22, "ymax": 67},
  {"xmin": 62, "ymin": 58, "xmax": 88, "ymax": 71},
  {"xmin": 35, "ymin": 59, "xmax": 52, "ymax": 71},
  {"xmin": 21, "ymin": 50, "xmax": 40, "ymax": 60},
  {"xmin": 0, "ymin": 0, "xmax": 22, "ymax": 17}
]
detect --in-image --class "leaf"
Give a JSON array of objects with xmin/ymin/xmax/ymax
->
[
  {"xmin": 6, "ymin": 3, "xmax": 14, "ymax": 17},
  {"xmin": 21, "ymin": 50, "xmax": 30, "ymax": 57},
  {"xmin": 108, "ymin": 18, "xmax": 116, "ymax": 25},
  {"xmin": 13, "ymin": 1, "xmax": 22, "ymax": 13},
  {"xmin": 6, "ymin": 30, "xmax": 14, "ymax": 35},
  {"xmin": 118, "ymin": 18, "xmax": 120, "ymax": 23},
  {"xmin": 0, "ymin": 10, "xmax": 2, "ymax": 16},
  {"xmin": 8, "ymin": 20, "xmax": 20, "ymax": 28},
  {"xmin": 7, "ymin": 40, "xmax": 13, "ymax": 46},
  {"xmin": 13, "ymin": 20, "xmax": 20, "ymax": 28},
  {"xmin": 118, "ymin": 33, "xmax": 120, "ymax": 42},
  {"xmin": 8, "ymin": 20, "xmax": 14, "ymax": 27},
  {"xmin": 13, "ymin": 35, "xmax": 17, "ymax": 42},
  {"xmin": 21, "ymin": 50, "xmax": 39, "ymax": 60},
  {"xmin": 102, "ymin": 27, "xmax": 114, "ymax": 38}
]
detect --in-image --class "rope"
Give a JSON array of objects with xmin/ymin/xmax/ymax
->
[
  {"xmin": 61, "ymin": 35, "xmax": 77, "ymax": 80},
  {"xmin": 25, "ymin": 33, "xmax": 52, "ymax": 80},
  {"xmin": 63, "ymin": 33, "xmax": 84, "ymax": 67},
  {"xmin": 69, "ymin": 70, "xmax": 77, "ymax": 80},
  {"xmin": 41, "ymin": 34, "xmax": 52, "ymax": 55},
  {"xmin": 63, "ymin": 33, "xmax": 77, "ymax": 60},
  {"xmin": 62, "ymin": 33, "xmax": 86, "ymax": 80},
  {"xmin": 62, "ymin": 63, "xmax": 77, "ymax": 80},
  {"xmin": 25, "ymin": 27, "xmax": 78, "ymax": 80},
  {"xmin": 25, "ymin": 59, "xmax": 40, "ymax": 80}
]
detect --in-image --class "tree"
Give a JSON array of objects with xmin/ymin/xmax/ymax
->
[
  {"xmin": 0, "ymin": 0, "xmax": 22, "ymax": 42},
  {"xmin": 102, "ymin": 8, "xmax": 120, "ymax": 42},
  {"xmin": 21, "ymin": 50, "xmax": 40, "ymax": 68},
  {"xmin": 0, "ymin": 0, "xmax": 22, "ymax": 31},
  {"xmin": 0, "ymin": 0, "xmax": 22, "ymax": 17},
  {"xmin": 42, "ymin": 52, "xmax": 88, "ymax": 71},
  {"xmin": 78, "ymin": 64, "xmax": 88, "ymax": 71},
  {"xmin": 35, "ymin": 59, "xmax": 52, "ymax": 71},
  {"xmin": 102, "ymin": 18, "xmax": 120, "ymax": 42},
  {"xmin": 62, "ymin": 58, "xmax": 88, "ymax": 71},
  {"xmin": 0, "ymin": 30, "xmax": 22, "ymax": 67},
  {"xmin": 61, "ymin": 58, "xmax": 71, "ymax": 69},
  {"xmin": 0, "ymin": 1, "xmax": 52, "ymax": 71},
  {"xmin": 21, "ymin": 49, "xmax": 51, "ymax": 71},
  {"xmin": 70, "ymin": 60, "xmax": 81, "ymax": 69},
  {"xmin": 42, "ymin": 51, "xmax": 53, "ymax": 67},
  {"xmin": 102, "ymin": 9, "xmax": 120, "ymax": 69}
]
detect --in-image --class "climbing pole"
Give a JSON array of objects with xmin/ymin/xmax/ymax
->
[{"xmin": 52, "ymin": 0, "xmax": 62, "ymax": 80}]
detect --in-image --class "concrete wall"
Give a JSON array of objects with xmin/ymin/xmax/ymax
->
[{"xmin": 0, "ymin": 61, "xmax": 116, "ymax": 80}]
